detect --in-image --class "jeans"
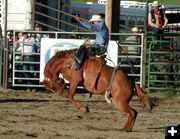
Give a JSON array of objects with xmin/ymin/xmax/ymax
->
[
  {"xmin": 22, "ymin": 55, "xmax": 35, "ymax": 84},
  {"xmin": 74, "ymin": 45, "xmax": 107, "ymax": 65},
  {"xmin": 87, "ymin": 45, "xmax": 107, "ymax": 56},
  {"xmin": 152, "ymin": 27, "xmax": 164, "ymax": 40}
]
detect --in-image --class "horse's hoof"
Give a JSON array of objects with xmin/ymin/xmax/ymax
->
[
  {"xmin": 80, "ymin": 106, "xmax": 89, "ymax": 113},
  {"xmin": 55, "ymin": 92, "xmax": 62, "ymax": 96},
  {"xmin": 85, "ymin": 106, "xmax": 89, "ymax": 113},
  {"xmin": 120, "ymin": 128, "xmax": 132, "ymax": 132}
]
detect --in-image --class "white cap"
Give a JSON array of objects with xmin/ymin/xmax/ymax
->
[
  {"xmin": 89, "ymin": 15, "xmax": 103, "ymax": 22},
  {"xmin": 131, "ymin": 27, "xmax": 139, "ymax": 32}
]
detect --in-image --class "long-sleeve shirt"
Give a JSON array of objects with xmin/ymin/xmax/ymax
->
[
  {"xmin": 16, "ymin": 37, "xmax": 36, "ymax": 55},
  {"xmin": 79, "ymin": 20, "xmax": 109, "ymax": 46}
]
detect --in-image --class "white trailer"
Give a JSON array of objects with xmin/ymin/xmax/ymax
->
[{"xmin": 0, "ymin": 0, "xmax": 33, "ymax": 33}]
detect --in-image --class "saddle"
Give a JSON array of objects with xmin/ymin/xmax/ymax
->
[
  {"xmin": 94, "ymin": 53, "xmax": 107, "ymax": 65},
  {"xmin": 85, "ymin": 55, "xmax": 106, "ymax": 91},
  {"xmin": 88, "ymin": 54, "xmax": 106, "ymax": 68}
]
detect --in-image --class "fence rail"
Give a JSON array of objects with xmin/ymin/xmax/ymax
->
[{"xmin": 0, "ymin": 39, "xmax": 3, "ymax": 87}]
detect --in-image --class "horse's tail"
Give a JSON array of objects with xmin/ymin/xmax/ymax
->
[{"xmin": 135, "ymin": 84, "xmax": 153, "ymax": 112}]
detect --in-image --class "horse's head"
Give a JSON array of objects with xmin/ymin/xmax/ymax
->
[
  {"xmin": 43, "ymin": 77, "xmax": 66, "ymax": 96},
  {"xmin": 43, "ymin": 49, "xmax": 77, "ymax": 93},
  {"xmin": 43, "ymin": 77, "xmax": 64, "ymax": 90}
]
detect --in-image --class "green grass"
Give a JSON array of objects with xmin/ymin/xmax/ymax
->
[
  {"xmin": 71, "ymin": 0, "xmax": 97, "ymax": 3},
  {"xmin": 149, "ymin": 0, "xmax": 180, "ymax": 5},
  {"xmin": 71, "ymin": 0, "xmax": 180, "ymax": 5}
]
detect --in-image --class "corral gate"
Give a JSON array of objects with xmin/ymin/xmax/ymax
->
[
  {"xmin": 147, "ymin": 35, "xmax": 180, "ymax": 93},
  {"xmin": 0, "ymin": 38, "xmax": 3, "ymax": 86}
]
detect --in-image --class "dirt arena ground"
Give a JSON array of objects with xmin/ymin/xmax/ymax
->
[{"xmin": 0, "ymin": 88, "xmax": 179, "ymax": 139}]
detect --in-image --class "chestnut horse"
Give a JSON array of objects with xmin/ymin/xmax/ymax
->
[{"xmin": 43, "ymin": 49, "xmax": 152, "ymax": 132}]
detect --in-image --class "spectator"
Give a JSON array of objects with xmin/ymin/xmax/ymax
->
[
  {"xmin": 7, "ymin": 31, "xmax": 14, "ymax": 51},
  {"xmin": 16, "ymin": 32, "xmax": 37, "ymax": 84},
  {"xmin": 148, "ymin": 1, "xmax": 168, "ymax": 40},
  {"xmin": 34, "ymin": 24, "xmax": 49, "ymax": 42},
  {"xmin": 125, "ymin": 27, "xmax": 141, "ymax": 45},
  {"xmin": 32, "ymin": 24, "xmax": 49, "ymax": 73},
  {"xmin": 31, "ymin": 24, "xmax": 49, "ymax": 53},
  {"xmin": 124, "ymin": 27, "xmax": 141, "ymax": 65},
  {"xmin": 15, "ymin": 32, "xmax": 24, "ymax": 61}
]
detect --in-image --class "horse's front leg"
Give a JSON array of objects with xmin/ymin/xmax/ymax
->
[
  {"xmin": 54, "ymin": 86, "xmax": 68, "ymax": 98},
  {"xmin": 53, "ymin": 78, "xmax": 68, "ymax": 98},
  {"xmin": 67, "ymin": 71, "xmax": 89, "ymax": 113}
]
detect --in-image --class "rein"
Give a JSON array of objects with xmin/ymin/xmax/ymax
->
[
  {"xmin": 105, "ymin": 51, "xmax": 116, "ymax": 67},
  {"xmin": 116, "ymin": 41, "xmax": 134, "ymax": 68},
  {"xmin": 44, "ymin": 76, "xmax": 60, "ymax": 82}
]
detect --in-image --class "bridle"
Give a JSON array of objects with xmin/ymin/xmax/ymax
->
[{"xmin": 44, "ymin": 76, "xmax": 66, "ymax": 91}]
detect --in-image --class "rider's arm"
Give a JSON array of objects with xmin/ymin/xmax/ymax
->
[
  {"xmin": 148, "ymin": 12, "xmax": 158, "ymax": 28},
  {"xmin": 74, "ymin": 15, "xmax": 101, "ymax": 31},
  {"xmin": 162, "ymin": 12, "xmax": 168, "ymax": 28},
  {"xmin": 79, "ymin": 20, "xmax": 101, "ymax": 32}
]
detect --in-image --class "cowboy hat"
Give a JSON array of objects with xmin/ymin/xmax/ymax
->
[
  {"xmin": 153, "ymin": 1, "xmax": 160, "ymax": 7},
  {"xmin": 89, "ymin": 15, "xmax": 103, "ymax": 22}
]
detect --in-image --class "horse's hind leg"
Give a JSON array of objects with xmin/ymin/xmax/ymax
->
[{"xmin": 113, "ymin": 100, "xmax": 138, "ymax": 132}]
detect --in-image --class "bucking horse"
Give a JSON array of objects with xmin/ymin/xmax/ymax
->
[{"xmin": 43, "ymin": 47, "xmax": 153, "ymax": 132}]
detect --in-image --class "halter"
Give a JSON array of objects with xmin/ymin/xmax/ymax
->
[
  {"xmin": 44, "ymin": 76, "xmax": 60, "ymax": 83},
  {"xmin": 44, "ymin": 77, "xmax": 52, "ymax": 82},
  {"xmin": 44, "ymin": 76, "xmax": 66, "ymax": 91}
]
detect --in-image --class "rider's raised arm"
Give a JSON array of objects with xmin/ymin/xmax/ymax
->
[{"xmin": 79, "ymin": 20, "xmax": 100, "ymax": 32}]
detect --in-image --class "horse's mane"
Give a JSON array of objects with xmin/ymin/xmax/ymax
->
[
  {"xmin": 53, "ymin": 48, "xmax": 77, "ymax": 59},
  {"xmin": 44, "ymin": 48, "xmax": 78, "ymax": 77}
]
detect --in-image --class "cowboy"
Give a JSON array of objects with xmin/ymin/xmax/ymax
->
[
  {"xmin": 148, "ymin": 1, "xmax": 168, "ymax": 40},
  {"xmin": 70, "ymin": 14, "xmax": 109, "ymax": 70}
]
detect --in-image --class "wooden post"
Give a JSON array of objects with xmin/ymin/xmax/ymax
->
[
  {"xmin": 3, "ymin": 0, "xmax": 8, "ymax": 89},
  {"xmin": 105, "ymin": 0, "xmax": 120, "ymax": 40},
  {"xmin": 32, "ymin": 0, "xmax": 35, "ymax": 29},
  {"xmin": 105, "ymin": 0, "xmax": 112, "ymax": 34},
  {"xmin": 142, "ymin": 0, "xmax": 149, "ymax": 89}
]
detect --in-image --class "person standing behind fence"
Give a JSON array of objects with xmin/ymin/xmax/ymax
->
[
  {"xmin": 16, "ymin": 32, "xmax": 37, "ymax": 84},
  {"xmin": 124, "ymin": 27, "xmax": 141, "ymax": 65},
  {"xmin": 125, "ymin": 27, "xmax": 141, "ymax": 45},
  {"xmin": 148, "ymin": 1, "xmax": 168, "ymax": 40},
  {"xmin": 33, "ymin": 24, "xmax": 49, "ymax": 52},
  {"xmin": 32, "ymin": 24, "xmax": 49, "ymax": 74}
]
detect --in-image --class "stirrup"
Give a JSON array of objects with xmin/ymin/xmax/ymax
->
[
  {"xmin": 70, "ymin": 60, "xmax": 80, "ymax": 70},
  {"xmin": 65, "ymin": 64, "xmax": 72, "ymax": 69}
]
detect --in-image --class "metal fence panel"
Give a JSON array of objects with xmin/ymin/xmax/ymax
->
[
  {"xmin": 147, "ymin": 39, "xmax": 180, "ymax": 92},
  {"xmin": 0, "ymin": 38, "xmax": 3, "ymax": 86}
]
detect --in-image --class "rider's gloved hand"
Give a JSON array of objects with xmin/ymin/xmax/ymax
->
[{"xmin": 74, "ymin": 14, "xmax": 80, "ymax": 22}]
